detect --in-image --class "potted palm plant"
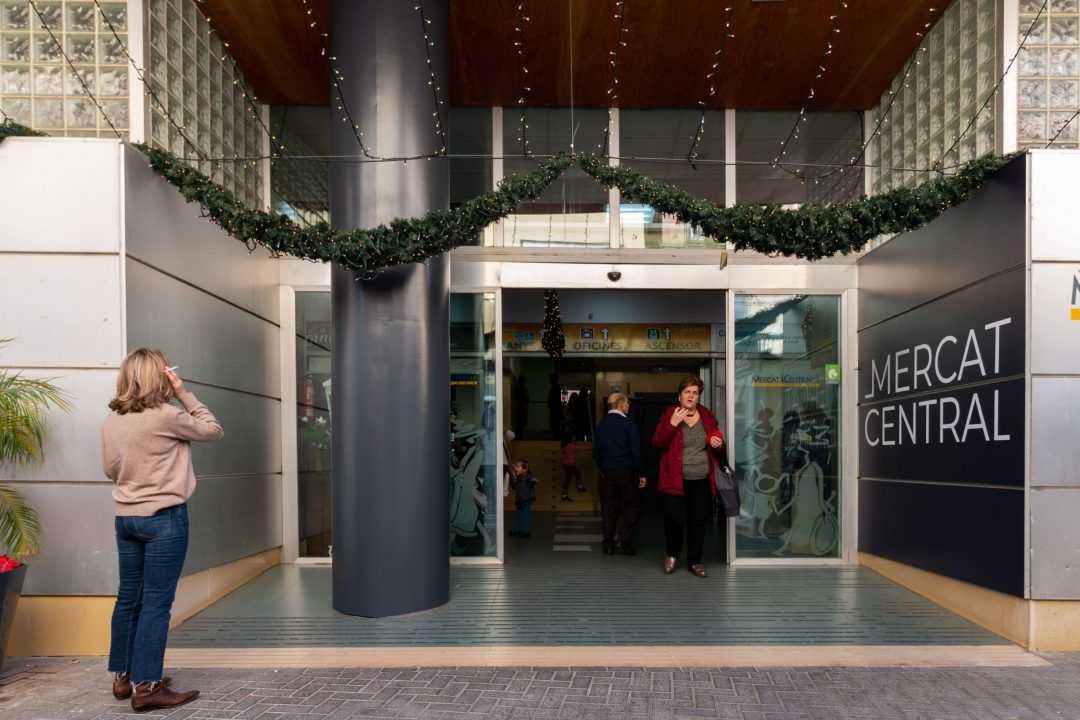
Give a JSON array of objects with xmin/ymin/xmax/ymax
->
[{"xmin": 0, "ymin": 339, "xmax": 69, "ymax": 669}]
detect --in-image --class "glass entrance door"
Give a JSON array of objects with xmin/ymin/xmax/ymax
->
[
  {"xmin": 733, "ymin": 294, "xmax": 842, "ymax": 559},
  {"xmin": 449, "ymin": 291, "xmax": 502, "ymax": 560}
]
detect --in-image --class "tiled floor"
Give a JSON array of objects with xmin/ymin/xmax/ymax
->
[
  {"xmin": 3, "ymin": 655, "xmax": 1080, "ymax": 720},
  {"xmin": 169, "ymin": 512, "xmax": 1005, "ymax": 649}
]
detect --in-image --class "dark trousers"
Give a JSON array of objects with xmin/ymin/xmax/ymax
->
[
  {"xmin": 108, "ymin": 504, "xmax": 189, "ymax": 684},
  {"xmin": 664, "ymin": 479, "xmax": 710, "ymax": 565},
  {"xmin": 599, "ymin": 470, "xmax": 640, "ymax": 547}
]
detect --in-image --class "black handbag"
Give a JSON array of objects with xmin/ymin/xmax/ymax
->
[{"xmin": 715, "ymin": 464, "xmax": 740, "ymax": 518}]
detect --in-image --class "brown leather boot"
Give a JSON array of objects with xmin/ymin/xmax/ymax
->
[
  {"xmin": 112, "ymin": 673, "xmax": 172, "ymax": 700},
  {"xmin": 131, "ymin": 681, "xmax": 198, "ymax": 712}
]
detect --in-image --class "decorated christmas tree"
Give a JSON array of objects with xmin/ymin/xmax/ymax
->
[{"xmin": 541, "ymin": 290, "xmax": 565, "ymax": 360}]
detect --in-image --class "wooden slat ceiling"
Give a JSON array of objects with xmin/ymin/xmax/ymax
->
[{"xmin": 201, "ymin": 0, "xmax": 952, "ymax": 110}]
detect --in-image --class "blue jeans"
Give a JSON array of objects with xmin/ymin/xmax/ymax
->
[
  {"xmin": 514, "ymin": 499, "xmax": 534, "ymax": 535},
  {"xmin": 108, "ymin": 504, "xmax": 189, "ymax": 684}
]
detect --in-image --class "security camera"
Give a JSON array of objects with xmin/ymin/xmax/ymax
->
[{"xmin": 607, "ymin": 270, "xmax": 622, "ymax": 282}]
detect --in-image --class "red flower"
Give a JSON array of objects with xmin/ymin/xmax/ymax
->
[{"xmin": 0, "ymin": 555, "xmax": 22, "ymax": 573}]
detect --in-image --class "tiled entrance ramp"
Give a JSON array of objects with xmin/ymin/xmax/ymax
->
[{"xmin": 167, "ymin": 524, "xmax": 1044, "ymax": 668}]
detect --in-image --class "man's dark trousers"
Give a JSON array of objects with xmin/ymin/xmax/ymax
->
[{"xmin": 600, "ymin": 469, "xmax": 641, "ymax": 548}]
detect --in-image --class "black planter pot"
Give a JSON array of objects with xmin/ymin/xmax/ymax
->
[{"xmin": 0, "ymin": 564, "xmax": 27, "ymax": 672}]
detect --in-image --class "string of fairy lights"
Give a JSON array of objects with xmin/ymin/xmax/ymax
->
[
  {"xmin": 513, "ymin": 1, "xmax": 533, "ymax": 157},
  {"xmin": 28, "ymin": 0, "xmax": 124, "ymax": 140},
  {"xmin": 770, "ymin": 0, "xmax": 847, "ymax": 175},
  {"xmin": 89, "ymin": 0, "xmax": 209, "ymax": 163},
  {"xmin": 597, "ymin": 0, "xmax": 628, "ymax": 155},
  {"xmin": 686, "ymin": 5, "xmax": 734, "ymax": 166},
  {"xmin": 15, "ymin": 0, "xmax": 1080, "ymax": 214},
  {"xmin": 298, "ymin": 0, "xmax": 446, "ymax": 162},
  {"xmin": 938, "ymin": 0, "xmax": 1048, "ymax": 165}
]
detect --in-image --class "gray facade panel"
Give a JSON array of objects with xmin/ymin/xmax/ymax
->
[
  {"xmin": 123, "ymin": 145, "xmax": 280, "ymax": 323},
  {"xmin": 1031, "ymin": 263, "xmax": 1080, "ymax": 376},
  {"xmin": 17, "ymin": 483, "xmax": 118, "ymax": 595},
  {"xmin": 3, "ymin": 370, "xmax": 115, "ymax": 484},
  {"xmin": 858, "ymin": 157, "xmax": 1027, "ymax": 330},
  {"xmin": 1031, "ymin": 377, "xmax": 1080, "ymax": 488},
  {"xmin": 184, "ymin": 383, "xmax": 281, "ymax": 478},
  {"xmin": 183, "ymin": 473, "xmax": 283, "ymax": 576},
  {"xmin": 126, "ymin": 260, "xmax": 281, "ymax": 400},
  {"xmin": 1030, "ymin": 488, "xmax": 1080, "ymax": 599}
]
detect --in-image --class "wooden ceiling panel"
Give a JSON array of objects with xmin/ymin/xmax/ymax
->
[{"xmin": 204, "ymin": 0, "xmax": 952, "ymax": 111}]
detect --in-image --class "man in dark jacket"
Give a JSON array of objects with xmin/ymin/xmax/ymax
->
[{"xmin": 593, "ymin": 392, "xmax": 646, "ymax": 555}]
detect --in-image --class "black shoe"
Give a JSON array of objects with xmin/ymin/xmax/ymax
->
[
  {"xmin": 602, "ymin": 541, "xmax": 615, "ymax": 555},
  {"xmin": 617, "ymin": 543, "xmax": 636, "ymax": 556},
  {"xmin": 561, "ymin": 494, "xmax": 572, "ymax": 502}
]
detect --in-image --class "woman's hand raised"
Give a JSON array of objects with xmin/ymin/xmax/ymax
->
[{"xmin": 670, "ymin": 407, "xmax": 689, "ymax": 427}]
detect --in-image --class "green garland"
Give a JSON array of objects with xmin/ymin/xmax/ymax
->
[
  {"xmin": 578, "ymin": 152, "xmax": 1018, "ymax": 260},
  {"xmin": 0, "ymin": 119, "xmax": 45, "ymax": 140},
  {"xmin": 1, "ymin": 118, "xmax": 1020, "ymax": 269},
  {"xmin": 136, "ymin": 144, "xmax": 572, "ymax": 273}
]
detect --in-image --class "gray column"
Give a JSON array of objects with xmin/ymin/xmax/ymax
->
[{"xmin": 329, "ymin": 0, "xmax": 450, "ymax": 617}]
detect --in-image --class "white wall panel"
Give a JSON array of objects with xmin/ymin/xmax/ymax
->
[
  {"xmin": 0, "ymin": 254, "xmax": 123, "ymax": 368},
  {"xmin": 0, "ymin": 139, "xmax": 122, "ymax": 254},
  {"xmin": 126, "ymin": 261, "xmax": 280, "ymax": 400},
  {"xmin": 1030, "ymin": 262, "xmax": 1080, "ymax": 375},
  {"xmin": 1, "ymin": 370, "xmax": 115, "ymax": 484},
  {"xmin": 123, "ymin": 146, "xmax": 279, "ymax": 322},
  {"xmin": 1030, "ymin": 488, "xmax": 1080, "ymax": 599},
  {"xmin": 1030, "ymin": 150, "xmax": 1080, "ymax": 262},
  {"xmin": 13, "ymin": 482, "xmax": 118, "ymax": 595},
  {"xmin": 1031, "ymin": 377, "xmax": 1080, "ymax": 489}
]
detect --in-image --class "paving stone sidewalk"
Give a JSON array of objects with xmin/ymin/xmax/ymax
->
[{"xmin": 2, "ymin": 655, "xmax": 1080, "ymax": 720}]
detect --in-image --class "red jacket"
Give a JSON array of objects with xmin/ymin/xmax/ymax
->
[{"xmin": 651, "ymin": 405, "xmax": 722, "ymax": 497}]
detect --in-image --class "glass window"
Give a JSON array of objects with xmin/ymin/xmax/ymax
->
[
  {"xmin": 296, "ymin": 291, "xmax": 332, "ymax": 558},
  {"xmin": 871, "ymin": 0, "xmax": 998, "ymax": 191},
  {"xmin": 146, "ymin": 0, "xmax": 263, "ymax": 208},
  {"xmin": 270, "ymin": 105, "xmax": 330, "ymax": 226},
  {"xmin": 450, "ymin": 292, "xmax": 499, "ymax": 557},
  {"xmin": 736, "ymin": 111, "xmax": 864, "ymax": 206},
  {"xmin": 0, "ymin": 0, "xmax": 129, "ymax": 137},
  {"xmin": 734, "ymin": 295, "xmax": 841, "ymax": 559},
  {"xmin": 619, "ymin": 109, "xmax": 725, "ymax": 248},
  {"xmin": 499, "ymin": 108, "xmax": 610, "ymax": 247},
  {"xmin": 448, "ymin": 106, "xmax": 492, "ymax": 246}
]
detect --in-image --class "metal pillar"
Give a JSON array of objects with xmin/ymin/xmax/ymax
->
[{"xmin": 329, "ymin": 0, "xmax": 450, "ymax": 617}]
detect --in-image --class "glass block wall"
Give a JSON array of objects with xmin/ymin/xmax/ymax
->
[
  {"xmin": 0, "ymin": 0, "xmax": 130, "ymax": 136},
  {"xmin": 869, "ymin": 0, "xmax": 998, "ymax": 192},
  {"xmin": 1018, "ymin": 0, "xmax": 1080, "ymax": 148},
  {"xmin": 147, "ymin": 0, "xmax": 263, "ymax": 208}
]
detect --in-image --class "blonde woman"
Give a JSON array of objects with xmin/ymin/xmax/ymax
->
[{"xmin": 101, "ymin": 349, "xmax": 223, "ymax": 712}]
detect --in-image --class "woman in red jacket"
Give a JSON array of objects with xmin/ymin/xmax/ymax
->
[{"xmin": 652, "ymin": 376, "xmax": 726, "ymax": 577}]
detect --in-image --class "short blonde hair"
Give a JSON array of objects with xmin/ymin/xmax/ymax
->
[{"xmin": 109, "ymin": 348, "xmax": 173, "ymax": 414}]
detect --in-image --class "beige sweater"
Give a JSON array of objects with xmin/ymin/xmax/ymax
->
[{"xmin": 102, "ymin": 390, "xmax": 224, "ymax": 516}]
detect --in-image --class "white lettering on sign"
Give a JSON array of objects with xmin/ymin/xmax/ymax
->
[
  {"xmin": 863, "ymin": 390, "xmax": 1010, "ymax": 447},
  {"xmin": 863, "ymin": 317, "xmax": 1014, "ymax": 448},
  {"xmin": 865, "ymin": 318, "xmax": 1012, "ymax": 400}
]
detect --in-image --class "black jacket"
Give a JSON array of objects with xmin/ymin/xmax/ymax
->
[{"xmin": 593, "ymin": 411, "xmax": 642, "ymax": 476}]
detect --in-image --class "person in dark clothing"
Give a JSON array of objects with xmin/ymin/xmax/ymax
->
[
  {"xmin": 593, "ymin": 392, "xmax": 646, "ymax": 556},
  {"xmin": 652, "ymin": 376, "xmax": 727, "ymax": 578},
  {"xmin": 547, "ymin": 373, "xmax": 563, "ymax": 439}
]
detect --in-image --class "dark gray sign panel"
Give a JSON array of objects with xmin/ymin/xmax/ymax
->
[{"xmin": 858, "ymin": 269, "xmax": 1026, "ymax": 487}]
